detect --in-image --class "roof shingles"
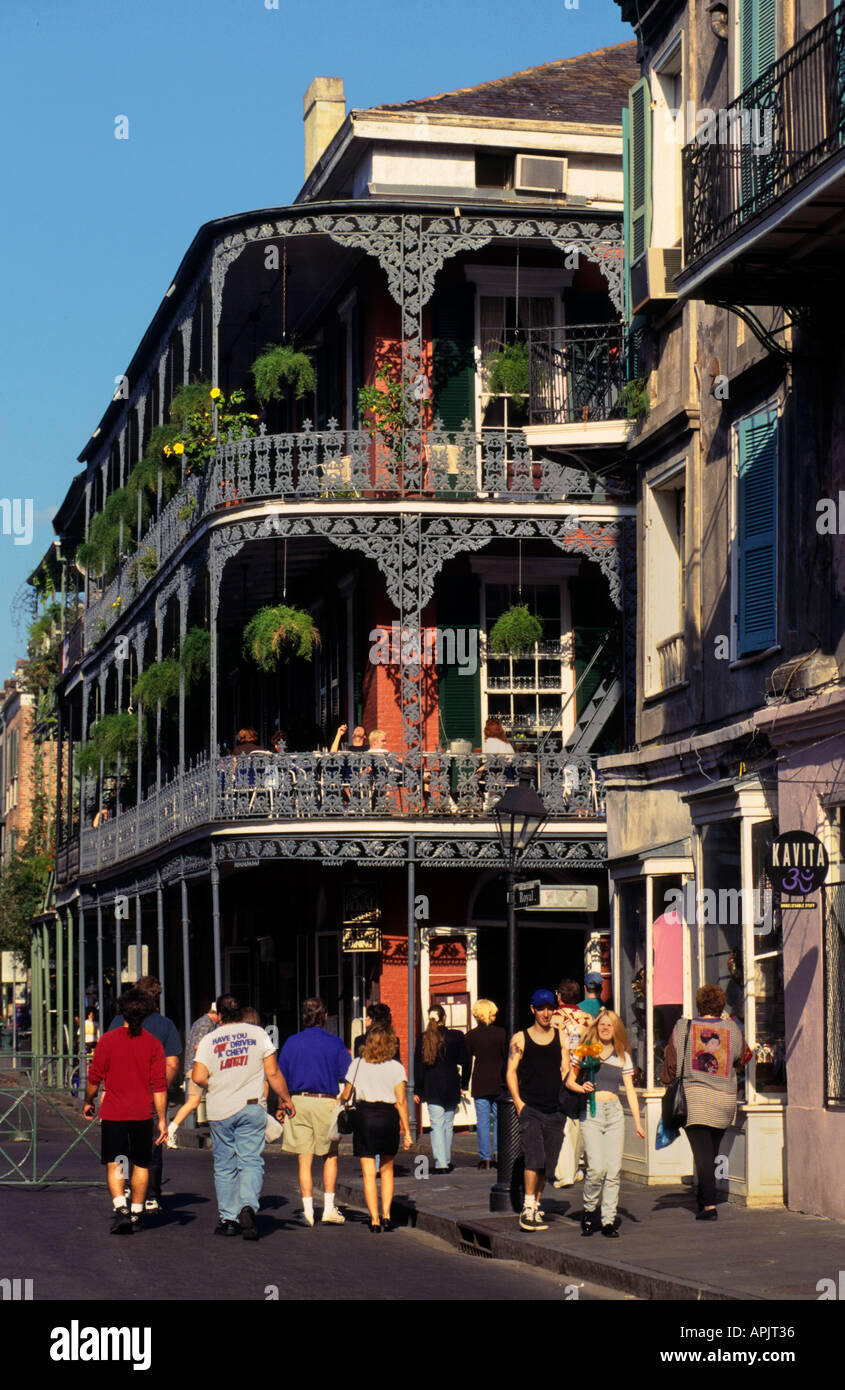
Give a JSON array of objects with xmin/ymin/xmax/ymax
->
[{"xmin": 371, "ymin": 41, "xmax": 638, "ymax": 127}]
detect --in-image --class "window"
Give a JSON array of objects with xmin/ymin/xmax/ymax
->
[
  {"xmin": 750, "ymin": 818, "xmax": 786, "ymax": 1095},
  {"xmin": 465, "ymin": 268, "xmax": 571, "ymax": 434},
  {"xmin": 652, "ymin": 41, "xmax": 683, "ymax": 250},
  {"xmin": 475, "ymin": 151, "xmax": 513, "ymax": 189},
  {"xmin": 740, "ymin": 0, "xmax": 777, "ymax": 89},
  {"xmin": 6, "ymin": 728, "xmax": 18, "ymax": 813},
  {"xmin": 645, "ymin": 464, "xmax": 686, "ymax": 695},
  {"xmin": 482, "ymin": 579, "xmax": 571, "ymax": 740},
  {"xmin": 734, "ymin": 407, "xmax": 778, "ymax": 657},
  {"xmin": 626, "ymin": 77, "xmax": 652, "ymax": 264}
]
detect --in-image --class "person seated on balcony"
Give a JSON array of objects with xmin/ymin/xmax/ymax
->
[
  {"xmin": 232, "ymin": 728, "xmax": 265, "ymax": 757},
  {"xmin": 368, "ymin": 729, "xmax": 388, "ymax": 754},
  {"xmin": 270, "ymin": 729, "xmax": 287, "ymax": 753},
  {"xmin": 93, "ymin": 807, "xmax": 110, "ymax": 828},
  {"xmin": 482, "ymin": 717, "xmax": 515, "ymax": 755},
  {"xmin": 330, "ymin": 723, "xmax": 368, "ymax": 753}
]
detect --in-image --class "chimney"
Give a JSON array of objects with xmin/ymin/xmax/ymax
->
[{"xmin": 303, "ymin": 77, "xmax": 346, "ymax": 181}]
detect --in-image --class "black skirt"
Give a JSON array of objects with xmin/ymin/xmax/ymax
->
[{"xmin": 353, "ymin": 1101, "xmax": 400, "ymax": 1158}]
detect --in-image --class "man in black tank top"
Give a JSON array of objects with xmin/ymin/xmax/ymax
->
[{"xmin": 506, "ymin": 989, "xmax": 566, "ymax": 1232}]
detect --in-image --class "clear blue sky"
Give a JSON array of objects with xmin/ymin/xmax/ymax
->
[{"xmin": 0, "ymin": 0, "xmax": 630, "ymax": 677}]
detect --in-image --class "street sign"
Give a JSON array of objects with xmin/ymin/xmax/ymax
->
[
  {"xmin": 522, "ymin": 885, "xmax": 599, "ymax": 912},
  {"xmin": 514, "ymin": 880, "xmax": 541, "ymax": 908},
  {"xmin": 342, "ymin": 925, "xmax": 382, "ymax": 952}
]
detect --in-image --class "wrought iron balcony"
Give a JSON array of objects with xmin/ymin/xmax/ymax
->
[
  {"xmin": 528, "ymin": 324, "xmax": 626, "ymax": 425},
  {"xmin": 682, "ymin": 6, "xmax": 845, "ymax": 281},
  {"xmin": 82, "ymin": 422, "xmax": 631, "ymax": 648},
  {"xmin": 78, "ymin": 750, "xmax": 606, "ymax": 872}
]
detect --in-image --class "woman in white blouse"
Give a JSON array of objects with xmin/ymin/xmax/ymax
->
[{"xmin": 341, "ymin": 1025, "xmax": 413, "ymax": 1232}]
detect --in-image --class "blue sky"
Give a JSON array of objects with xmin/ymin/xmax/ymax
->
[{"xmin": 0, "ymin": 0, "xmax": 629, "ymax": 677}]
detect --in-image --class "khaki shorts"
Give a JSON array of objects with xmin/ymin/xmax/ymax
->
[{"xmin": 281, "ymin": 1094, "xmax": 339, "ymax": 1156}]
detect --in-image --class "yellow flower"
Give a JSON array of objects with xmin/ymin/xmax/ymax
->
[
  {"xmin": 210, "ymin": 388, "xmax": 222, "ymax": 400},
  {"xmin": 249, "ymin": 414, "xmax": 259, "ymax": 420},
  {"xmin": 173, "ymin": 442, "xmax": 185, "ymax": 455},
  {"xmin": 163, "ymin": 444, "xmax": 172, "ymax": 456}
]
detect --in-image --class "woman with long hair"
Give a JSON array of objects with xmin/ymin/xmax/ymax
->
[
  {"xmin": 566, "ymin": 1008, "xmax": 644, "ymax": 1238},
  {"xmin": 341, "ymin": 1025, "xmax": 412, "ymax": 1231},
  {"xmin": 413, "ymin": 1005, "xmax": 470, "ymax": 1174},
  {"xmin": 661, "ymin": 984, "xmax": 745, "ymax": 1221},
  {"xmin": 465, "ymin": 998, "xmax": 507, "ymax": 1169}
]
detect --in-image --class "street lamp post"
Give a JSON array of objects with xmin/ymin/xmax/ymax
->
[{"xmin": 489, "ymin": 775, "xmax": 547, "ymax": 1213}]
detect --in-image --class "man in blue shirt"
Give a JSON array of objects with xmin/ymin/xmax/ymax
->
[
  {"xmin": 279, "ymin": 997, "xmax": 351, "ymax": 1226},
  {"xmin": 580, "ymin": 972, "xmax": 604, "ymax": 1019},
  {"xmin": 108, "ymin": 976, "xmax": 182, "ymax": 1214}
]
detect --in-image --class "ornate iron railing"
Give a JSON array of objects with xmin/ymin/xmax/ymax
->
[
  {"xmin": 78, "ymin": 750, "xmax": 606, "ymax": 872},
  {"xmin": 683, "ymin": 5, "xmax": 845, "ymax": 264},
  {"xmin": 528, "ymin": 324, "xmax": 626, "ymax": 425},
  {"xmin": 82, "ymin": 421, "xmax": 632, "ymax": 647}
]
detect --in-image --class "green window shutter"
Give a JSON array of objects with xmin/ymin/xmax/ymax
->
[
  {"xmin": 432, "ymin": 284, "xmax": 476, "ymax": 431},
  {"xmin": 741, "ymin": 0, "xmax": 777, "ymax": 87},
  {"xmin": 622, "ymin": 105, "xmax": 631, "ymax": 324},
  {"xmin": 435, "ymin": 574, "xmax": 481, "ymax": 746},
  {"xmin": 737, "ymin": 409, "xmax": 778, "ymax": 655},
  {"xmin": 628, "ymin": 78, "xmax": 652, "ymax": 263}
]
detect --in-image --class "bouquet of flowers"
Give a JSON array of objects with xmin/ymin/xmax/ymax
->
[{"xmin": 572, "ymin": 1040, "xmax": 604, "ymax": 1116}]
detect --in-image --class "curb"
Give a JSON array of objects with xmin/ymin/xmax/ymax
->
[{"xmin": 331, "ymin": 1177, "xmax": 755, "ymax": 1302}]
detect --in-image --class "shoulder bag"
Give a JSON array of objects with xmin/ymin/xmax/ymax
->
[
  {"xmin": 336, "ymin": 1058, "xmax": 362, "ymax": 1136},
  {"xmin": 661, "ymin": 1020, "xmax": 691, "ymax": 1130}
]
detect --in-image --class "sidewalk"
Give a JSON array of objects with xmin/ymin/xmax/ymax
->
[{"xmin": 249, "ymin": 1131, "xmax": 842, "ymax": 1302}]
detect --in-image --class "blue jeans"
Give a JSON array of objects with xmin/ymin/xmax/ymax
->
[
  {"xmin": 428, "ymin": 1104, "xmax": 456, "ymax": 1169},
  {"xmin": 209, "ymin": 1104, "xmax": 266, "ymax": 1221},
  {"xmin": 474, "ymin": 1096, "xmax": 499, "ymax": 1162}
]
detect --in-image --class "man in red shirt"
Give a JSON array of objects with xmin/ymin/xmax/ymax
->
[{"xmin": 83, "ymin": 988, "xmax": 168, "ymax": 1234}]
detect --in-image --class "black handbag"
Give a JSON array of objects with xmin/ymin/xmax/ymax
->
[
  {"xmin": 661, "ymin": 1021, "xmax": 691, "ymax": 1130},
  {"xmin": 337, "ymin": 1058, "xmax": 362, "ymax": 1135}
]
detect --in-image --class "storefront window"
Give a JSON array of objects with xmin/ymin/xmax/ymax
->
[
  {"xmin": 700, "ymin": 820, "xmax": 743, "ymax": 1014},
  {"xmin": 652, "ymin": 873, "xmax": 684, "ymax": 1082},
  {"xmin": 618, "ymin": 881, "xmax": 646, "ymax": 1085},
  {"xmin": 751, "ymin": 819, "xmax": 786, "ymax": 1094}
]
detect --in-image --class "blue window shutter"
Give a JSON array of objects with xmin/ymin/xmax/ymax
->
[
  {"xmin": 737, "ymin": 409, "xmax": 778, "ymax": 655},
  {"xmin": 741, "ymin": 0, "xmax": 777, "ymax": 87}
]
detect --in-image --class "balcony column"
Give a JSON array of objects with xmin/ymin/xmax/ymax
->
[
  {"xmin": 96, "ymin": 897, "xmax": 104, "ymax": 1032},
  {"xmin": 116, "ymin": 639, "xmax": 124, "ymax": 818},
  {"xmin": 115, "ymin": 894, "xmax": 122, "ymax": 1003},
  {"xmin": 30, "ymin": 925, "xmax": 42, "ymax": 1059},
  {"xmin": 77, "ymin": 900, "xmax": 86, "ymax": 1086},
  {"xmin": 80, "ymin": 681, "xmax": 91, "ymax": 835},
  {"xmin": 83, "ymin": 479, "xmax": 91, "ymax": 610},
  {"xmin": 178, "ymin": 570, "xmax": 188, "ymax": 776},
  {"xmin": 134, "ymin": 629, "xmax": 145, "ymax": 846},
  {"xmin": 135, "ymin": 892, "xmax": 142, "ymax": 978},
  {"xmin": 154, "ymin": 597, "xmax": 164, "ymax": 794},
  {"xmin": 97, "ymin": 667, "xmax": 107, "ymax": 825},
  {"xmin": 211, "ymin": 239, "xmax": 248, "ymax": 388},
  {"xmin": 180, "ymin": 876, "xmax": 192, "ymax": 1038},
  {"xmin": 42, "ymin": 920, "xmax": 52, "ymax": 1058},
  {"xmin": 210, "ymin": 859, "xmax": 222, "ymax": 1001},
  {"xmin": 156, "ymin": 875, "xmax": 166, "ymax": 1016},
  {"xmin": 56, "ymin": 909, "xmax": 64, "ymax": 1065}
]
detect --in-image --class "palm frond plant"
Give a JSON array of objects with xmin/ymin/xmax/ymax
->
[
  {"xmin": 489, "ymin": 604, "xmax": 543, "ymax": 656},
  {"xmin": 243, "ymin": 605, "xmax": 321, "ymax": 672},
  {"xmin": 621, "ymin": 378, "xmax": 650, "ymax": 424},
  {"xmin": 77, "ymin": 713, "xmax": 140, "ymax": 778},
  {"xmin": 180, "ymin": 627, "xmax": 211, "ymax": 684},
  {"xmin": 251, "ymin": 345, "xmax": 316, "ymax": 404}
]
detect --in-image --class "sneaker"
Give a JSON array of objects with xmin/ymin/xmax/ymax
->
[
  {"xmin": 301, "ymin": 1209, "xmax": 315, "ymax": 1227},
  {"xmin": 238, "ymin": 1205, "xmax": 258, "ymax": 1241},
  {"xmin": 321, "ymin": 1208, "xmax": 346, "ymax": 1224},
  {"xmin": 214, "ymin": 1219, "xmax": 240, "ymax": 1237},
  {"xmin": 129, "ymin": 1211, "xmax": 144, "ymax": 1233},
  {"xmin": 144, "ymin": 1198, "xmax": 161, "ymax": 1214},
  {"xmin": 519, "ymin": 1206, "xmax": 548, "ymax": 1232},
  {"xmin": 110, "ymin": 1206, "xmax": 132, "ymax": 1235},
  {"xmin": 601, "ymin": 1223, "xmax": 620, "ymax": 1238}
]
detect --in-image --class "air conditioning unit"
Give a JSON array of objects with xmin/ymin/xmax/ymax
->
[
  {"xmin": 630, "ymin": 247, "xmax": 683, "ymax": 314},
  {"xmin": 515, "ymin": 153, "xmax": 567, "ymax": 196}
]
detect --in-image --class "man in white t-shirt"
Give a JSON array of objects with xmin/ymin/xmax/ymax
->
[{"xmin": 193, "ymin": 994, "xmax": 295, "ymax": 1240}]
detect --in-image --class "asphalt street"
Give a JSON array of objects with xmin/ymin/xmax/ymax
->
[{"xmin": 0, "ymin": 1148, "xmax": 632, "ymax": 1302}]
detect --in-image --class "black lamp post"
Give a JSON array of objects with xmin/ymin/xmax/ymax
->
[{"xmin": 489, "ymin": 776, "xmax": 547, "ymax": 1213}]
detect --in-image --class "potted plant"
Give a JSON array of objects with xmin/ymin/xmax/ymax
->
[
  {"xmin": 488, "ymin": 604, "xmax": 543, "ymax": 656},
  {"xmin": 251, "ymin": 345, "xmax": 316, "ymax": 404},
  {"xmin": 131, "ymin": 628, "xmax": 211, "ymax": 716},
  {"xmin": 242, "ymin": 605, "xmax": 321, "ymax": 672},
  {"xmin": 621, "ymin": 377, "xmax": 650, "ymax": 424},
  {"xmin": 77, "ymin": 712, "xmax": 141, "ymax": 778}
]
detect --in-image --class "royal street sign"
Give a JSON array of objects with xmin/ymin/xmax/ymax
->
[{"xmin": 520, "ymin": 885, "xmax": 599, "ymax": 912}]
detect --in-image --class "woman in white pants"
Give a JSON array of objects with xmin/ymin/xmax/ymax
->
[{"xmin": 566, "ymin": 1010, "xmax": 644, "ymax": 1238}]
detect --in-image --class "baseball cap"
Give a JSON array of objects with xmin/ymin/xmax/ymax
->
[
  {"xmin": 531, "ymin": 988, "xmax": 556, "ymax": 1009},
  {"xmin": 584, "ymin": 972, "xmax": 602, "ymax": 988}
]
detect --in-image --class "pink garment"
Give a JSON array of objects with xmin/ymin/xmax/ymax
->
[{"xmin": 652, "ymin": 910, "xmax": 684, "ymax": 1005}]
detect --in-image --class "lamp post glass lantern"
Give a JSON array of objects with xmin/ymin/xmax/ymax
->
[{"xmin": 490, "ymin": 778, "xmax": 547, "ymax": 1212}]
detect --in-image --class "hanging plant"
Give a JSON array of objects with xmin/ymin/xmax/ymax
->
[
  {"xmin": 485, "ymin": 339, "xmax": 530, "ymax": 402},
  {"xmin": 251, "ymin": 345, "xmax": 316, "ymax": 404},
  {"xmin": 180, "ymin": 627, "xmax": 210, "ymax": 685},
  {"xmin": 243, "ymin": 605, "xmax": 321, "ymax": 672},
  {"xmin": 489, "ymin": 604, "xmax": 544, "ymax": 655},
  {"xmin": 621, "ymin": 378, "xmax": 650, "ymax": 424},
  {"xmin": 77, "ymin": 713, "xmax": 140, "ymax": 778}
]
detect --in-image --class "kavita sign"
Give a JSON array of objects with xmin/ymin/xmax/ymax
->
[{"xmin": 767, "ymin": 831, "xmax": 828, "ymax": 897}]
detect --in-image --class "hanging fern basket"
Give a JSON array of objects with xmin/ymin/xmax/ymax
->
[
  {"xmin": 488, "ymin": 604, "xmax": 543, "ymax": 656},
  {"xmin": 243, "ymin": 605, "xmax": 321, "ymax": 672}
]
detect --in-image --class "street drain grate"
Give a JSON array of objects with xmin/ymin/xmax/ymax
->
[{"xmin": 457, "ymin": 1226, "xmax": 494, "ymax": 1258}]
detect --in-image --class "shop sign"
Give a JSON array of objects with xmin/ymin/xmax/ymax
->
[
  {"xmin": 767, "ymin": 830, "xmax": 828, "ymax": 904},
  {"xmin": 342, "ymin": 925, "xmax": 382, "ymax": 953},
  {"xmin": 343, "ymin": 884, "xmax": 381, "ymax": 950},
  {"xmin": 520, "ymin": 885, "xmax": 599, "ymax": 911}
]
